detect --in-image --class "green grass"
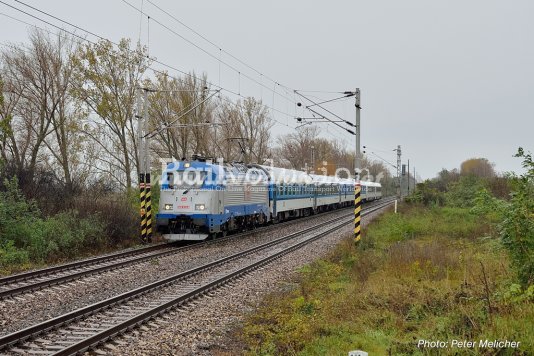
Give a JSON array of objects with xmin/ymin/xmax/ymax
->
[{"xmin": 241, "ymin": 205, "xmax": 534, "ymax": 355}]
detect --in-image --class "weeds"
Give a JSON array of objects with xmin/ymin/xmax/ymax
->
[
  {"xmin": 0, "ymin": 177, "xmax": 137, "ymax": 274},
  {"xmin": 241, "ymin": 206, "xmax": 533, "ymax": 355}
]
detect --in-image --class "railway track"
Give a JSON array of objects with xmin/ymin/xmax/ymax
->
[
  {"xmin": 0, "ymin": 199, "xmax": 393, "ymax": 355},
  {"xmin": 0, "ymin": 199, "xmax": 390, "ymax": 300}
]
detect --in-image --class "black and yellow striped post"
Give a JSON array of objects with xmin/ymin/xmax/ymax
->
[
  {"xmin": 354, "ymin": 183, "xmax": 362, "ymax": 243},
  {"xmin": 145, "ymin": 173, "xmax": 152, "ymax": 243},
  {"xmin": 140, "ymin": 173, "xmax": 147, "ymax": 243}
]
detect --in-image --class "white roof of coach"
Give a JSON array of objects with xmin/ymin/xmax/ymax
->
[
  {"xmin": 259, "ymin": 165, "xmax": 354, "ymax": 185},
  {"xmin": 259, "ymin": 165, "xmax": 314, "ymax": 184}
]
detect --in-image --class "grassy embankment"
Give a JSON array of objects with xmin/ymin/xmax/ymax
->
[
  {"xmin": 241, "ymin": 205, "xmax": 533, "ymax": 355},
  {"xmin": 0, "ymin": 178, "xmax": 151, "ymax": 275}
]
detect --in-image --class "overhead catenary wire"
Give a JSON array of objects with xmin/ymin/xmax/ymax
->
[
  {"xmin": 119, "ymin": 0, "xmax": 297, "ymax": 107},
  {"xmin": 0, "ymin": 5, "xmax": 366, "ymax": 164},
  {"xmin": 294, "ymin": 93, "xmax": 358, "ymax": 142},
  {"xmin": 6, "ymin": 0, "xmax": 297, "ymax": 123},
  {"xmin": 295, "ymin": 90, "xmax": 356, "ymax": 128},
  {"xmin": 0, "ymin": 2, "xmax": 298, "ymax": 130},
  {"xmin": 145, "ymin": 89, "xmax": 221, "ymax": 139},
  {"xmin": 143, "ymin": 0, "xmax": 293, "ymax": 93}
]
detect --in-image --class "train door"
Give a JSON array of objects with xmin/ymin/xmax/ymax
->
[{"xmin": 312, "ymin": 184, "xmax": 317, "ymax": 211}]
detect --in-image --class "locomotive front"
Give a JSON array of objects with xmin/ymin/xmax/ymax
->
[{"xmin": 156, "ymin": 160, "xmax": 224, "ymax": 240}]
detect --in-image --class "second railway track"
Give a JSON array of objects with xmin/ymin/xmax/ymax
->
[
  {"xmin": 0, "ymin": 199, "xmax": 393, "ymax": 355},
  {"xmin": 0, "ymin": 199, "xmax": 391, "ymax": 300}
]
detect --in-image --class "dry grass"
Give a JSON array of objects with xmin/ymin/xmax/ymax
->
[{"xmin": 241, "ymin": 205, "xmax": 533, "ymax": 355}]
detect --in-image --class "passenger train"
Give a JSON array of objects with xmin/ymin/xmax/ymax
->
[{"xmin": 156, "ymin": 157, "xmax": 382, "ymax": 241}]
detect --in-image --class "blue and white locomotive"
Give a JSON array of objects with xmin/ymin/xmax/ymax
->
[{"xmin": 156, "ymin": 157, "xmax": 381, "ymax": 241}]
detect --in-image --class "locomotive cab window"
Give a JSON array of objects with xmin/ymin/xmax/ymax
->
[{"xmin": 174, "ymin": 170, "xmax": 208, "ymax": 188}]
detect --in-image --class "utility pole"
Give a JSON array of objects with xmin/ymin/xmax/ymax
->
[
  {"xmin": 311, "ymin": 145, "xmax": 315, "ymax": 172},
  {"xmin": 395, "ymin": 145, "xmax": 401, "ymax": 199},
  {"xmin": 353, "ymin": 88, "xmax": 362, "ymax": 245},
  {"xmin": 407, "ymin": 160, "xmax": 410, "ymax": 195},
  {"xmin": 354, "ymin": 88, "xmax": 361, "ymax": 181},
  {"xmin": 137, "ymin": 88, "xmax": 152, "ymax": 244},
  {"xmin": 413, "ymin": 166, "xmax": 416, "ymax": 192}
]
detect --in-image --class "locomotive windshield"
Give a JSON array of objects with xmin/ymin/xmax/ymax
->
[{"xmin": 168, "ymin": 170, "xmax": 208, "ymax": 189}]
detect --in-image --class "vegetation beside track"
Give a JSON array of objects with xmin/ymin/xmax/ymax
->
[
  {"xmin": 0, "ymin": 178, "xmax": 143, "ymax": 275},
  {"xmin": 240, "ymin": 151, "xmax": 534, "ymax": 355}
]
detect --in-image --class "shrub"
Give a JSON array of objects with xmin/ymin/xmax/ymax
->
[
  {"xmin": 25, "ymin": 211, "xmax": 105, "ymax": 262},
  {"xmin": 0, "ymin": 178, "xmax": 107, "ymax": 269},
  {"xmin": 73, "ymin": 189, "xmax": 138, "ymax": 246},
  {"xmin": 445, "ymin": 175, "xmax": 486, "ymax": 208},
  {"xmin": 499, "ymin": 149, "xmax": 534, "ymax": 286},
  {"xmin": 405, "ymin": 181, "xmax": 445, "ymax": 206},
  {"xmin": 0, "ymin": 240, "xmax": 29, "ymax": 270}
]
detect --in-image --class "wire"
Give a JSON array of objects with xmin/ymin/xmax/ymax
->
[
  {"xmin": 138, "ymin": 0, "xmax": 144, "ymax": 44},
  {"xmin": 146, "ymin": 89, "xmax": 221, "ymax": 139},
  {"xmin": 295, "ymin": 90, "xmax": 356, "ymax": 129},
  {"xmin": 119, "ymin": 0, "xmax": 297, "ymax": 107},
  {"xmin": 295, "ymin": 90, "xmax": 347, "ymax": 94},
  {"xmin": 306, "ymin": 94, "xmax": 355, "ymax": 108},
  {"xmin": 0, "ymin": 2, "xmax": 298, "ymax": 130},
  {"xmin": 144, "ymin": 0, "xmax": 293, "ymax": 93},
  {"xmin": 217, "ymin": 95, "xmax": 296, "ymax": 130}
]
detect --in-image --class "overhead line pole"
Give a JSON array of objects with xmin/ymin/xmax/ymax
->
[
  {"xmin": 395, "ymin": 145, "xmax": 401, "ymax": 199},
  {"xmin": 355, "ymin": 88, "xmax": 361, "ymax": 181},
  {"xmin": 407, "ymin": 160, "xmax": 410, "ymax": 195},
  {"xmin": 136, "ymin": 88, "xmax": 151, "ymax": 244}
]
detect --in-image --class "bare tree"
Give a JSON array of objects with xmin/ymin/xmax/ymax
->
[
  {"xmin": 0, "ymin": 30, "xmax": 77, "ymax": 190},
  {"xmin": 275, "ymin": 126, "xmax": 319, "ymax": 169},
  {"xmin": 71, "ymin": 38, "xmax": 149, "ymax": 189},
  {"xmin": 37, "ymin": 33, "xmax": 84, "ymax": 193},
  {"xmin": 216, "ymin": 97, "xmax": 273, "ymax": 164},
  {"xmin": 148, "ymin": 72, "xmax": 215, "ymax": 160}
]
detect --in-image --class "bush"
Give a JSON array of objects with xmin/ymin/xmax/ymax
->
[
  {"xmin": 24, "ymin": 211, "xmax": 105, "ymax": 262},
  {"xmin": 242, "ymin": 205, "xmax": 534, "ymax": 355},
  {"xmin": 0, "ymin": 241, "xmax": 29, "ymax": 270},
  {"xmin": 445, "ymin": 175, "xmax": 486, "ymax": 207},
  {"xmin": 499, "ymin": 148, "xmax": 534, "ymax": 287},
  {"xmin": 0, "ymin": 177, "xmax": 108, "ymax": 270},
  {"xmin": 405, "ymin": 181, "xmax": 445, "ymax": 206},
  {"xmin": 73, "ymin": 190, "xmax": 138, "ymax": 246}
]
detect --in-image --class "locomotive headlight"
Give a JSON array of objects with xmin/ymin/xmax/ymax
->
[
  {"xmin": 195, "ymin": 204, "xmax": 206, "ymax": 211},
  {"xmin": 164, "ymin": 204, "xmax": 173, "ymax": 210}
]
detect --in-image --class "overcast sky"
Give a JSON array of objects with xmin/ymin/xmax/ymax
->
[{"xmin": 1, "ymin": 0, "xmax": 532, "ymax": 179}]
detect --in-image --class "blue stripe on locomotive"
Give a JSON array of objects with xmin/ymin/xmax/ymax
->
[{"xmin": 158, "ymin": 202, "xmax": 269, "ymax": 229}]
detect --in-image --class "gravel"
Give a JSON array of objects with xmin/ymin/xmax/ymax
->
[
  {"xmin": 0, "ymin": 207, "xmax": 360, "ymax": 336},
  {"xmin": 104, "ymin": 206, "xmax": 388, "ymax": 356}
]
